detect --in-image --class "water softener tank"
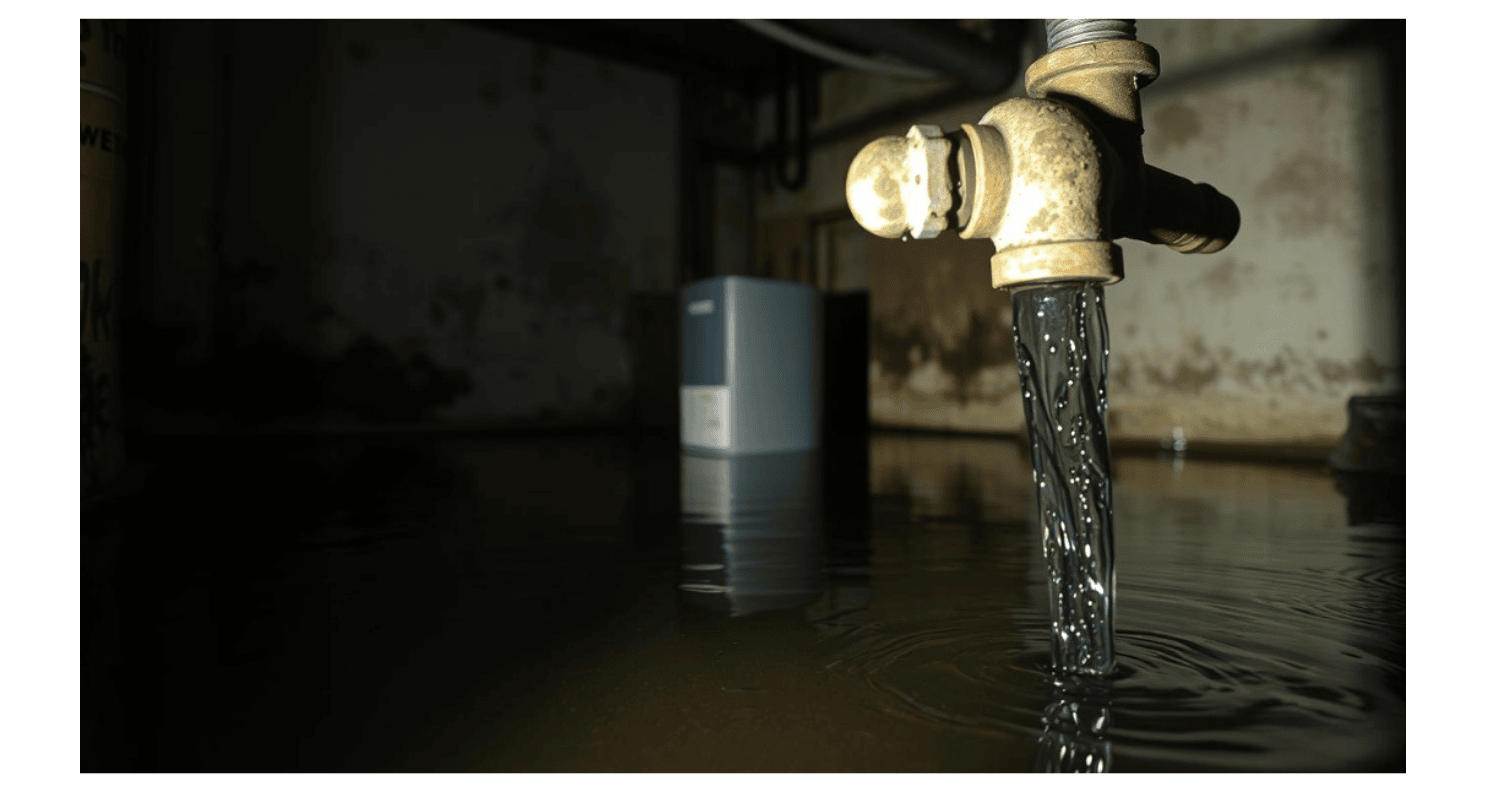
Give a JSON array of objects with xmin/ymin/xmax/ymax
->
[{"xmin": 680, "ymin": 276, "xmax": 821, "ymax": 455}]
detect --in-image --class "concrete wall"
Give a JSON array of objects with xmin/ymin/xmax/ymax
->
[
  {"xmin": 133, "ymin": 20, "xmax": 678, "ymax": 433},
  {"xmin": 753, "ymin": 20, "xmax": 1403, "ymax": 449}
]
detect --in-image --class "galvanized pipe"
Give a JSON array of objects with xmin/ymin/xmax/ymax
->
[{"xmin": 1045, "ymin": 19, "xmax": 1136, "ymax": 51}]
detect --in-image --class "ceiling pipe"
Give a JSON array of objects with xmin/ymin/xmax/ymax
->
[{"xmin": 794, "ymin": 19, "xmax": 1023, "ymax": 93}]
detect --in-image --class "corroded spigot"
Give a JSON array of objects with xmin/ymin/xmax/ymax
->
[{"xmin": 845, "ymin": 31, "xmax": 1239, "ymax": 290}]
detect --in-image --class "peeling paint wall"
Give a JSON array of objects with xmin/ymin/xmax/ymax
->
[
  {"xmin": 754, "ymin": 20, "xmax": 1402, "ymax": 447},
  {"xmin": 136, "ymin": 20, "xmax": 678, "ymax": 432}
]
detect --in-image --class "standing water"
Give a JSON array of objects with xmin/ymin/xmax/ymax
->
[
  {"xmin": 1010, "ymin": 281, "xmax": 1115, "ymax": 677},
  {"xmin": 82, "ymin": 431, "xmax": 1404, "ymax": 771}
]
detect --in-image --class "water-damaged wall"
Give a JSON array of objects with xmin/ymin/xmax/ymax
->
[
  {"xmin": 132, "ymin": 20, "xmax": 677, "ymax": 433},
  {"xmin": 753, "ymin": 19, "xmax": 1403, "ymax": 448},
  {"xmin": 1108, "ymin": 19, "xmax": 1402, "ymax": 447}
]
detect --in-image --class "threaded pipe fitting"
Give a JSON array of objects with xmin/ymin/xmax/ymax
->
[{"xmin": 1045, "ymin": 19, "xmax": 1137, "ymax": 51}]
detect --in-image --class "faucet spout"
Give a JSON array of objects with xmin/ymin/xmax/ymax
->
[{"xmin": 843, "ymin": 25, "xmax": 1240, "ymax": 289}]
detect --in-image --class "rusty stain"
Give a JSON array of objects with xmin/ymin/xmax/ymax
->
[
  {"xmin": 1351, "ymin": 353, "xmax": 1389, "ymax": 382},
  {"xmin": 1150, "ymin": 102, "xmax": 1203, "ymax": 151},
  {"xmin": 1187, "ymin": 336, "xmax": 1209, "ymax": 359},
  {"xmin": 871, "ymin": 281, "xmax": 1015, "ymax": 407},
  {"xmin": 1194, "ymin": 258, "xmax": 1243, "ymax": 302},
  {"xmin": 1192, "ymin": 347, "xmax": 1395, "ymax": 393},
  {"xmin": 870, "ymin": 319, "xmax": 928, "ymax": 386},
  {"xmin": 1317, "ymin": 353, "xmax": 1390, "ymax": 384},
  {"xmin": 1254, "ymin": 152, "xmax": 1354, "ymax": 236},
  {"xmin": 1144, "ymin": 360, "xmax": 1220, "ymax": 393},
  {"xmin": 1288, "ymin": 64, "xmax": 1333, "ymax": 112},
  {"xmin": 936, "ymin": 309, "xmax": 1011, "ymax": 405},
  {"xmin": 1257, "ymin": 154, "xmax": 1345, "ymax": 197},
  {"xmin": 1317, "ymin": 359, "xmax": 1350, "ymax": 383}
]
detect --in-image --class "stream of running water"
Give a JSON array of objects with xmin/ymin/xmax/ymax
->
[{"xmin": 1010, "ymin": 281, "xmax": 1116, "ymax": 677}]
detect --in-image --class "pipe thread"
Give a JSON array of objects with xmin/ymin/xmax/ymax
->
[{"xmin": 1045, "ymin": 19, "xmax": 1137, "ymax": 52}]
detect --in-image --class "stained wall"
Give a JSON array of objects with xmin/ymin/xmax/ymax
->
[
  {"xmin": 132, "ymin": 20, "xmax": 678, "ymax": 433},
  {"xmin": 754, "ymin": 19, "xmax": 1404, "ymax": 448}
]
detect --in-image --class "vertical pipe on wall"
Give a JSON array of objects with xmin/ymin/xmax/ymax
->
[{"xmin": 81, "ymin": 20, "xmax": 130, "ymax": 500}]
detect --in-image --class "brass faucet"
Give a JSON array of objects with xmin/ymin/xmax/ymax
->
[{"xmin": 845, "ymin": 32, "xmax": 1239, "ymax": 290}]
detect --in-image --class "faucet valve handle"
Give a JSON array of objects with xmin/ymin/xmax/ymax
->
[{"xmin": 845, "ymin": 124, "xmax": 954, "ymax": 240}]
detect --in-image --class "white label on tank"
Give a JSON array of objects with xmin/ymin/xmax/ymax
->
[
  {"xmin": 682, "ymin": 385, "xmax": 730, "ymax": 450},
  {"xmin": 687, "ymin": 298, "xmax": 715, "ymax": 316}
]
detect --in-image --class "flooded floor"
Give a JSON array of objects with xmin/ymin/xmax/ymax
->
[{"xmin": 81, "ymin": 430, "xmax": 1404, "ymax": 772}]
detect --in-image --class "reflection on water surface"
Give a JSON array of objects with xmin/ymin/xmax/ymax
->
[{"xmin": 82, "ymin": 431, "xmax": 1402, "ymax": 771}]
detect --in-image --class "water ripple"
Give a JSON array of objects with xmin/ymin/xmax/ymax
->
[{"xmin": 820, "ymin": 607, "xmax": 1403, "ymax": 769}]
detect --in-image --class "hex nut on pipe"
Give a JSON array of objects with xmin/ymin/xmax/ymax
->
[
  {"xmin": 846, "ymin": 124, "xmax": 953, "ymax": 240},
  {"xmin": 955, "ymin": 123, "xmax": 1009, "ymax": 241}
]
